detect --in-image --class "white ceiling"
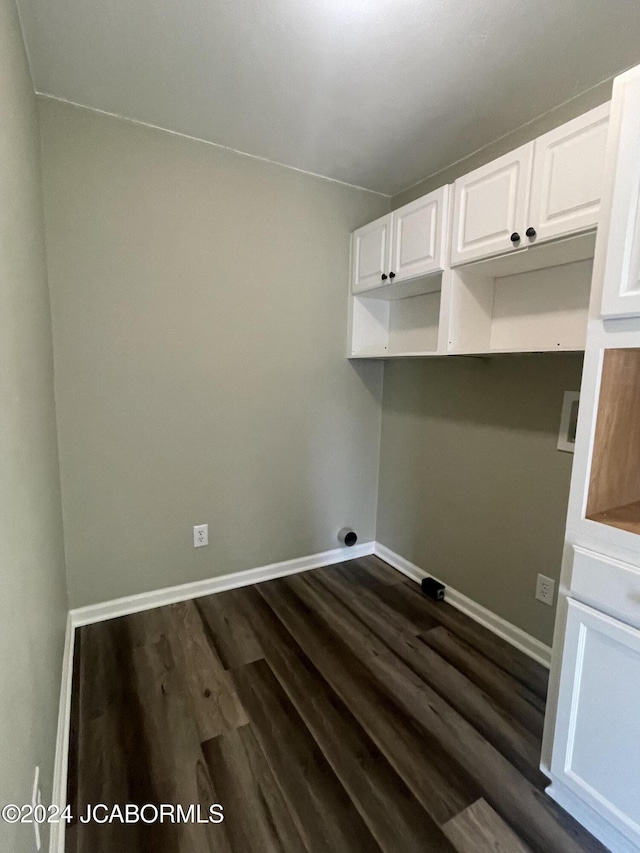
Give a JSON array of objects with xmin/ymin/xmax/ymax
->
[{"xmin": 17, "ymin": 0, "xmax": 640, "ymax": 195}]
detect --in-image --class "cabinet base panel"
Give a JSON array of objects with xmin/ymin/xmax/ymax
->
[{"xmin": 546, "ymin": 778, "xmax": 639, "ymax": 853}]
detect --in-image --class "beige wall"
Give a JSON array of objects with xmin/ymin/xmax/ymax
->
[
  {"xmin": 377, "ymin": 356, "xmax": 583, "ymax": 645},
  {"xmin": 0, "ymin": 2, "xmax": 68, "ymax": 850},
  {"xmin": 37, "ymin": 72, "xmax": 608, "ymax": 640},
  {"xmin": 39, "ymin": 98, "xmax": 388, "ymax": 608}
]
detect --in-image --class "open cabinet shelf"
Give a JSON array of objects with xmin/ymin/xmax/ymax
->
[
  {"xmin": 349, "ymin": 273, "xmax": 443, "ymax": 358},
  {"xmin": 586, "ymin": 348, "xmax": 640, "ymax": 535},
  {"xmin": 446, "ymin": 233, "xmax": 594, "ymax": 355}
]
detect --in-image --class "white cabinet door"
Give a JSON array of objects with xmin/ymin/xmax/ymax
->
[
  {"xmin": 390, "ymin": 186, "xmax": 448, "ymax": 281},
  {"xmin": 551, "ymin": 598, "xmax": 640, "ymax": 848},
  {"xmin": 528, "ymin": 104, "xmax": 610, "ymax": 246},
  {"xmin": 601, "ymin": 67, "xmax": 640, "ymax": 317},
  {"xmin": 351, "ymin": 214, "xmax": 391, "ymax": 294},
  {"xmin": 451, "ymin": 144, "xmax": 533, "ymax": 266}
]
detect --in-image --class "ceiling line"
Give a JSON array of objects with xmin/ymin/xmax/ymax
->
[
  {"xmin": 35, "ymin": 92, "xmax": 391, "ymax": 199},
  {"xmin": 14, "ymin": 0, "xmax": 36, "ymax": 92},
  {"xmin": 391, "ymin": 68, "xmax": 630, "ymax": 202}
]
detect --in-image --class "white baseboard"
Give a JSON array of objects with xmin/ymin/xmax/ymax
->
[
  {"xmin": 67, "ymin": 539, "xmax": 551, "ymax": 662},
  {"xmin": 49, "ymin": 614, "xmax": 75, "ymax": 853},
  {"xmin": 70, "ymin": 541, "xmax": 375, "ymax": 627},
  {"xmin": 547, "ymin": 778, "xmax": 638, "ymax": 853},
  {"xmin": 374, "ymin": 542, "xmax": 552, "ymax": 668}
]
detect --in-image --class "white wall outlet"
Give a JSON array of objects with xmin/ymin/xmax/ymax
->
[
  {"xmin": 31, "ymin": 766, "xmax": 41, "ymax": 851},
  {"xmin": 536, "ymin": 574, "xmax": 556, "ymax": 606},
  {"xmin": 193, "ymin": 523, "xmax": 208, "ymax": 548}
]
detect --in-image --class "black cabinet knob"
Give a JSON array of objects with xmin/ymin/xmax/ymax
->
[
  {"xmin": 381, "ymin": 273, "xmax": 388, "ymax": 280},
  {"xmin": 526, "ymin": 227, "xmax": 536, "ymax": 238},
  {"xmin": 510, "ymin": 232, "xmax": 520, "ymax": 243},
  {"xmin": 389, "ymin": 271, "xmax": 396, "ymax": 278}
]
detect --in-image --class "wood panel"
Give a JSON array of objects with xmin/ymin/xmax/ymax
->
[
  {"xmin": 128, "ymin": 628, "xmax": 221, "ymax": 853},
  {"xmin": 269, "ymin": 574, "xmax": 600, "ymax": 853},
  {"xmin": 443, "ymin": 798, "xmax": 533, "ymax": 852},
  {"xmin": 196, "ymin": 589, "xmax": 263, "ymax": 670},
  {"xmin": 310, "ymin": 570, "xmax": 545, "ymax": 787},
  {"xmin": 74, "ymin": 619, "xmax": 159, "ymax": 852},
  {"xmin": 238, "ymin": 585, "xmax": 456, "ymax": 851},
  {"xmin": 316, "ymin": 563, "xmax": 440, "ymax": 635},
  {"xmin": 232, "ymin": 659, "xmax": 381, "ymax": 853},
  {"xmin": 202, "ymin": 726, "xmax": 305, "ymax": 852},
  {"xmin": 395, "ymin": 582, "xmax": 549, "ymax": 698},
  {"xmin": 421, "ymin": 625, "xmax": 545, "ymax": 737},
  {"xmin": 348, "ymin": 554, "xmax": 405, "ymax": 585},
  {"xmin": 67, "ymin": 556, "xmax": 606, "ymax": 853},
  {"xmin": 257, "ymin": 578, "xmax": 480, "ymax": 827},
  {"xmin": 587, "ymin": 348, "xmax": 640, "ymax": 525},
  {"xmin": 164, "ymin": 600, "xmax": 249, "ymax": 741}
]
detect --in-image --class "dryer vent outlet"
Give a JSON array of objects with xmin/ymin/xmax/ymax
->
[{"xmin": 338, "ymin": 528, "xmax": 358, "ymax": 547}]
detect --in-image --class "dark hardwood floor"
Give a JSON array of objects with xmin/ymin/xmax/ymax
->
[{"xmin": 65, "ymin": 556, "xmax": 607, "ymax": 852}]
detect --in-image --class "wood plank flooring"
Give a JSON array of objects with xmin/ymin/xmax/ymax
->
[{"xmin": 65, "ymin": 556, "xmax": 607, "ymax": 853}]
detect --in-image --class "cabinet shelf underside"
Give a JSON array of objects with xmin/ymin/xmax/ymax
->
[
  {"xmin": 350, "ymin": 346, "xmax": 584, "ymax": 359},
  {"xmin": 587, "ymin": 501, "xmax": 640, "ymax": 535}
]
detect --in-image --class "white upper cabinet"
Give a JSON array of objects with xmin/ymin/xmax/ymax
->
[
  {"xmin": 451, "ymin": 106, "xmax": 609, "ymax": 267},
  {"xmin": 389, "ymin": 186, "xmax": 448, "ymax": 281},
  {"xmin": 349, "ymin": 101, "xmax": 611, "ymax": 358},
  {"xmin": 600, "ymin": 67, "xmax": 640, "ymax": 318},
  {"xmin": 450, "ymin": 144, "xmax": 533, "ymax": 266},
  {"xmin": 351, "ymin": 214, "xmax": 391, "ymax": 293},
  {"xmin": 529, "ymin": 103, "xmax": 610, "ymax": 245},
  {"xmin": 351, "ymin": 186, "xmax": 448, "ymax": 295},
  {"xmin": 349, "ymin": 186, "xmax": 449, "ymax": 358}
]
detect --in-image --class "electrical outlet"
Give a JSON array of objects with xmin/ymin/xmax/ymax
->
[
  {"xmin": 31, "ymin": 766, "xmax": 41, "ymax": 851},
  {"xmin": 193, "ymin": 523, "xmax": 208, "ymax": 548},
  {"xmin": 536, "ymin": 574, "xmax": 555, "ymax": 606}
]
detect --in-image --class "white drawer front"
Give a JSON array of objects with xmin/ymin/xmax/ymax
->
[{"xmin": 571, "ymin": 546, "xmax": 640, "ymax": 631}]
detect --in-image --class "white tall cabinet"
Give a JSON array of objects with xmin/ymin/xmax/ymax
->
[
  {"xmin": 543, "ymin": 64, "xmax": 640, "ymax": 853},
  {"xmin": 599, "ymin": 70, "xmax": 640, "ymax": 319}
]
